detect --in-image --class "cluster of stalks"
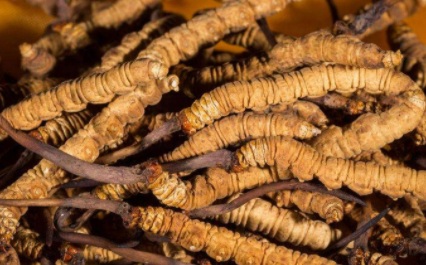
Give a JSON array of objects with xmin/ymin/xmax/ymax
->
[{"xmin": 1, "ymin": 0, "xmax": 426, "ymax": 264}]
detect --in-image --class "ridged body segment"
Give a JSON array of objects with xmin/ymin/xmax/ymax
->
[
  {"xmin": 214, "ymin": 194, "xmax": 342, "ymax": 250},
  {"xmin": 236, "ymin": 136, "xmax": 426, "ymax": 200},
  {"xmin": 130, "ymin": 207, "xmax": 338, "ymax": 265},
  {"xmin": 161, "ymin": 112, "xmax": 320, "ymax": 162}
]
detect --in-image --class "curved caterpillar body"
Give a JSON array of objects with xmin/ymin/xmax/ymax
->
[
  {"xmin": 11, "ymin": 227, "xmax": 45, "ymax": 261},
  {"xmin": 0, "ymin": 76, "xmax": 178, "ymax": 246},
  {"xmin": 0, "ymin": 78, "xmax": 61, "ymax": 112},
  {"xmin": 160, "ymin": 112, "xmax": 320, "ymax": 163},
  {"xmin": 175, "ymin": 30, "xmax": 402, "ymax": 98},
  {"xmin": 29, "ymin": 109, "xmax": 96, "ymax": 147},
  {"xmin": 388, "ymin": 21, "xmax": 426, "ymax": 89},
  {"xmin": 346, "ymin": 0, "xmax": 426, "ymax": 39},
  {"xmin": 100, "ymin": 14, "xmax": 186, "ymax": 71},
  {"xmin": 235, "ymin": 136, "xmax": 426, "ymax": 200},
  {"xmin": 179, "ymin": 65, "xmax": 425, "ymax": 161},
  {"xmin": 128, "ymin": 206, "xmax": 338, "ymax": 265},
  {"xmin": 213, "ymin": 194, "xmax": 342, "ymax": 250},
  {"xmin": 148, "ymin": 166, "xmax": 344, "ymax": 223},
  {"xmin": 0, "ymin": 58, "xmax": 166, "ymax": 139}
]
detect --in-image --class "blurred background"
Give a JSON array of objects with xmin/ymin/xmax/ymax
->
[{"xmin": 0, "ymin": 0, "xmax": 425, "ymax": 78}]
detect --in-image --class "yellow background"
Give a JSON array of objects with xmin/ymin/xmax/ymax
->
[{"xmin": 0, "ymin": 0, "xmax": 425, "ymax": 78}]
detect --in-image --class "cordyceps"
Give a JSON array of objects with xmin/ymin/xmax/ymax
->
[
  {"xmin": 233, "ymin": 136, "xmax": 426, "ymax": 200},
  {"xmin": 99, "ymin": 14, "xmax": 186, "ymax": 72},
  {"xmin": 388, "ymin": 21, "xmax": 426, "ymax": 89},
  {"xmin": 142, "ymin": 64, "xmax": 424, "ymax": 156},
  {"xmin": 0, "ymin": 77, "xmax": 61, "ymax": 112},
  {"xmin": 174, "ymin": 30, "xmax": 402, "ymax": 98},
  {"xmin": 212, "ymin": 193, "xmax": 343, "ymax": 250},
  {"xmin": 160, "ymin": 111, "xmax": 320, "ymax": 163},
  {"xmin": 20, "ymin": 0, "xmax": 163, "ymax": 76},
  {"xmin": 343, "ymin": 0, "xmax": 426, "ymax": 39},
  {"xmin": 0, "ymin": 198, "xmax": 340, "ymax": 265},
  {"xmin": 0, "ymin": 76, "xmax": 178, "ymax": 247}
]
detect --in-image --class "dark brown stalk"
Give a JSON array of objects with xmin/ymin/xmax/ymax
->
[
  {"xmin": 0, "ymin": 149, "xmax": 33, "ymax": 190},
  {"xmin": 189, "ymin": 180, "xmax": 366, "ymax": 218},
  {"xmin": 161, "ymin": 149, "xmax": 235, "ymax": 173},
  {"xmin": 97, "ymin": 117, "xmax": 183, "ymax": 164},
  {"xmin": 56, "ymin": 232, "xmax": 191, "ymax": 265},
  {"xmin": 348, "ymin": 0, "xmax": 398, "ymax": 35},
  {"xmin": 325, "ymin": 0, "xmax": 339, "ymax": 24},
  {"xmin": 0, "ymin": 115, "xmax": 151, "ymax": 185},
  {"xmin": 0, "ymin": 197, "xmax": 129, "ymax": 218},
  {"xmin": 60, "ymin": 179, "xmax": 104, "ymax": 189},
  {"xmin": 326, "ymin": 208, "xmax": 390, "ymax": 253},
  {"xmin": 43, "ymin": 208, "xmax": 54, "ymax": 247},
  {"xmin": 256, "ymin": 18, "xmax": 277, "ymax": 47}
]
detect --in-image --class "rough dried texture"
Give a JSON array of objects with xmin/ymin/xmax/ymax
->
[
  {"xmin": 29, "ymin": 109, "xmax": 96, "ymax": 147},
  {"xmin": 235, "ymin": 136, "xmax": 426, "ymax": 200},
  {"xmin": 160, "ymin": 112, "xmax": 320, "ymax": 163},
  {"xmin": 388, "ymin": 21, "xmax": 426, "ymax": 89},
  {"xmin": 0, "ymin": 76, "xmax": 177, "ymax": 246},
  {"xmin": 60, "ymin": 0, "xmax": 161, "ymax": 50},
  {"xmin": 100, "ymin": 14, "xmax": 186, "ymax": 71},
  {"xmin": 388, "ymin": 199, "xmax": 426, "ymax": 239},
  {"xmin": 213, "ymin": 194, "xmax": 342, "ymax": 250},
  {"xmin": 265, "ymin": 189, "xmax": 345, "ymax": 223},
  {"xmin": 286, "ymin": 100, "xmax": 329, "ymax": 128},
  {"xmin": 345, "ymin": 0, "xmax": 426, "ymax": 39},
  {"xmin": 11, "ymin": 227, "xmax": 45, "ymax": 261},
  {"xmin": 175, "ymin": 30, "xmax": 402, "ymax": 98},
  {"xmin": 20, "ymin": 33, "xmax": 69, "ymax": 76},
  {"xmin": 160, "ymin": 242, "xmax": 196, "ymax": 264},
  {"xmin": 129, "ymin": 206, "xmax": 337, "ymax": 265},
  {"xmin": 93, "ymin": 182, "xmax": 150, "ymax": 200},
  {"xmin": 81, "ymin": 245, "xmax": 122, "ymax": 264},
  {"xmin": 348, "ymin": 205, "xmax": 405, "ymax": 255},
  {"xmin": 0, "ymin": 58, "xmax": 167, "ymax": 138},
  {"xmin": 148, "ymin": 167, "xmax": 282, "ymax": 211},
  {"xmin": 137, "ymin": 0, "xmax": 296, "ymax": 68},
  {"xmin": 352, "ymin": 150, "xmax": 404, "ymax": 167},
  {"xmin": 223, "ymin": 24, "xmax": 288, "ymax": 52},
  {"xmin": 0, "ymin": 78, "xmax": 61, "ymax": 112},
  {"xmin": 180, "ymin": 65, "xmax": 424, "ymax": 140}
]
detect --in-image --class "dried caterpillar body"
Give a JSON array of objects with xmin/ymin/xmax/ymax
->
[
  {"xmin": 172, "ymin": 53, "xmax": 273, "ymax": 98},
  {"xmin": 136, "ymin": 0, "xmax": 295, "ymax": 68},
  {"xmin": 0, "ymin": 78, "xmax": 61, "ymax": 112},
  {"xmin": 266, "ymin": 189, "xmax": 344, "ymax": 223},
  {"xmin": 60, "ymin": 0, "xmax": 161, "ymax": 50},
  {"xmin": 234, "ymin": 136, "xmax": 426, "ymax": 200},
  {"xmin": 0, "ymin": 58, "xmax": 167, "ymax": 138},
  {"xmin": 176, "ymin": 30, "xmax": 402, "ymax": 98},
  {"xmin": 29, "ymin": 109, "xmax": 96, "ymax": 147},
  {"xmin": 19, "ymin": 34, "xmax": 68, "ymax": 77},
  {"xmin": 213, "ymin": 194, "xmax": 342, "ymax": 250},
  {"xmin": 388, "ymin": 22, "xmax": 426, "ymax": 89},
  {"xmin": 160, "ymin": 242, "xmax": 196, "ymax": 264},
  {"xmin": 11, "ymin": 227, "xmax": 45, "ymax": 261},
  {"xmin": 100, "ymin": 14, "xmax": 186, "ymax": 71},
  {"xmin": 0, "ymin": 76, "xmax": 178, "ymax": 246},
  {"xmin": 387, "ymin": 200, "xmax": 426, "ymax": 239},
  {"xmin": 352, "ymin": 150, "xmax": 404, "ymax": 167},
  {"xmin": 180, "ymin": 65, "xmax": 424, "ymax": 154},
  {"xmin": 94, "ymin": 182, "xmax": 149, "ymax": 200},
  {"xmin": 128, "ymin": 207, "xmax": 337, "ymax": 265},
  {"xmin": 81, "ymin": 245, "xmax": 122, "ymax": 264},
  {"xmin": 160, "ymin": 112, "xmax": 320, "ymax": 163},
  {"xmin": 147, "ymin": 166, "xmax": 344, "ymax": 223},
  {"xmin": 348, "ymin": 205, "xmax": 405, "ymax": 255},
  {"xmin": 223, "ymin": 24, "xmax": 289, "ymax": 52},
  {"xmin": 286, "ymin": 100, "xmax": 329, "ymax": 128},
  {"xmin": 346, "ymin": 0, "xmax": 426, "ymax": 39}
]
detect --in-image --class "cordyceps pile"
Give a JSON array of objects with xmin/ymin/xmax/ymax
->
[{"xmin": 1, "ymin": 0, "xmax": 426, "ymax": 265}]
